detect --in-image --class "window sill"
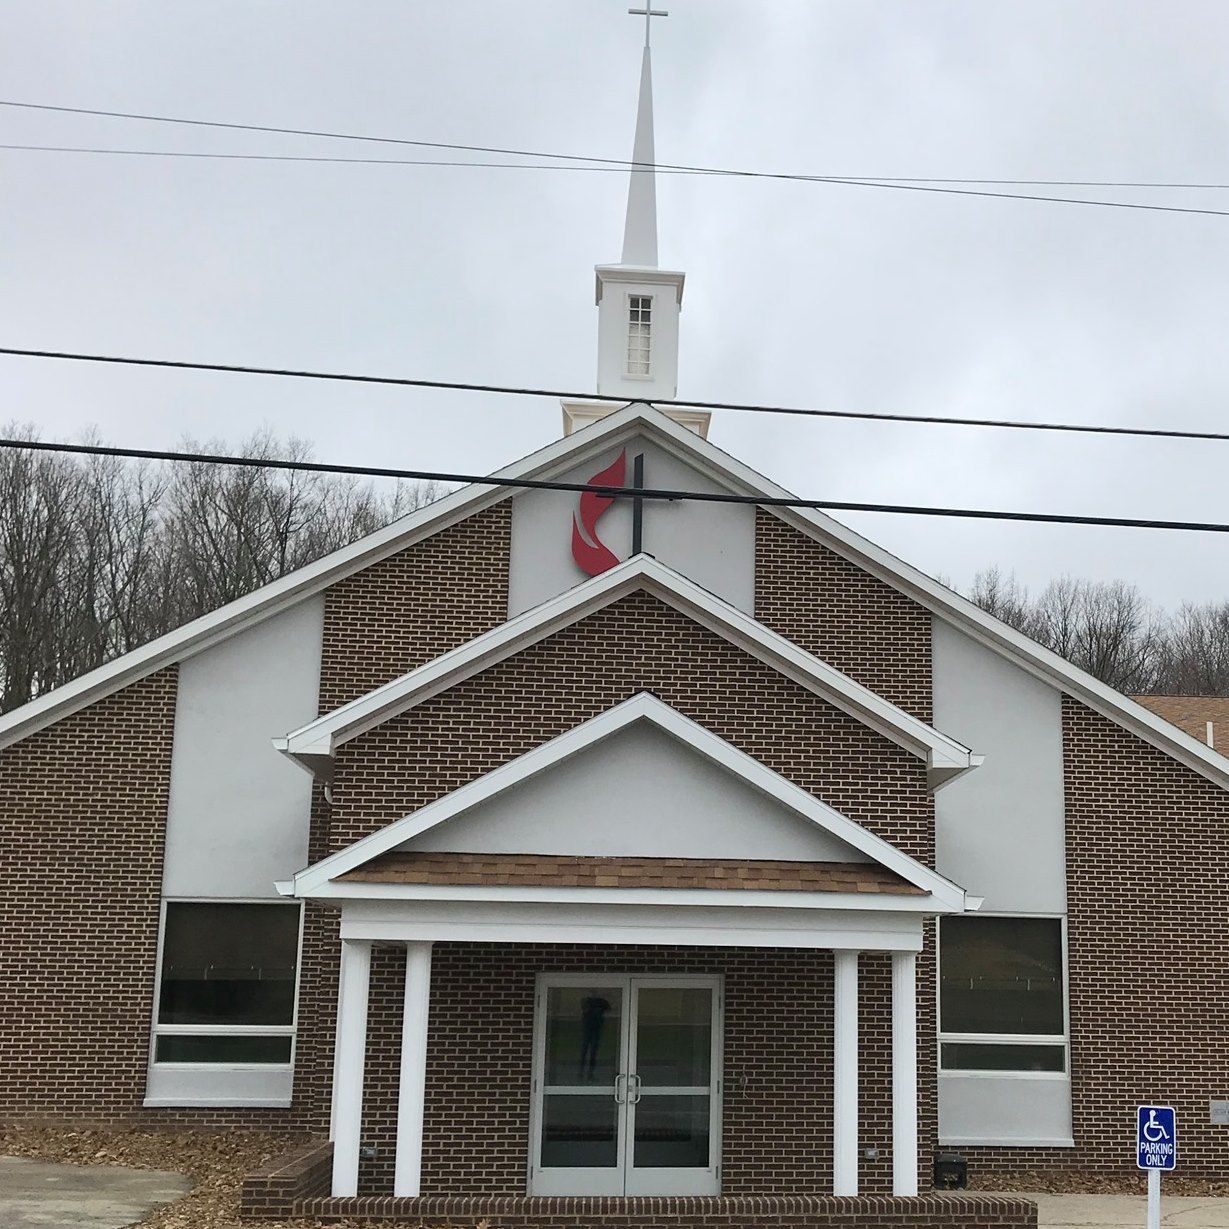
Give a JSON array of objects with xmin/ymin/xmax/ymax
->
[
  {"xmin": 939, "ymin": 1136, "xmax": 1076, "ymax": 1149},
  {"xmin": 143, "ymin": 1095, "xmax": 292, "ymax": 1109}
]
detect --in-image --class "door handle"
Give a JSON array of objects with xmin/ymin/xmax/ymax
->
[
  {"xmin": 614, "ymin": 1073, "xmax": 627, "ymax": 1104},
  {"xmin": 628, "ymin": 1073, "xmax": 643, "ymax": 1104}
]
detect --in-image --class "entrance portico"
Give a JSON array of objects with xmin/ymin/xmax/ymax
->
[
  {"xmin": 283, "ymin": 684, "xmax": 973, "ymax": 1204},
  {"xmin": 310, "ymin": 880, "xmax": 942, "ymax": 1200}
]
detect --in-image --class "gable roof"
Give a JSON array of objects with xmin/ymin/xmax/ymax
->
[
  {"xmin": 289, "ymin": 692, "xmax": 968, "ymax": 911},
  {"xmin": 2, "ymin": 400, "xmax": 1227, "ymax": 795},
  {"xmin": 274, "ymin": 552, "xmax": 979, "ymax": 792}
]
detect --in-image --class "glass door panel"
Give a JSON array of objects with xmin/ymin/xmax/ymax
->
[
  {"xmin": 531, "ymin": 976, "xmax": 721, "ymax": 1197},
  {"xmin": 532, "ymin": 982, "xmax": 628, "ymax": 1195},
  {"xmin": 625, "ymin": 981, "xmax": 720, "ymax": 1196}
]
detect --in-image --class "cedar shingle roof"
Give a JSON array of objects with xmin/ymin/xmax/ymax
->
[{"xmin": 337, "ymin": 851, "xmax": 922, "ymax": 895}]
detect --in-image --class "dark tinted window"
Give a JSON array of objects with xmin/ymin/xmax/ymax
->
[
  {"xmin": 158, "ymin": 902, "xmax": 299, "ymax": 1027},
  {"xmin": 940, "ymin": 916, "xmax": 1063, "ymax": 1036}
]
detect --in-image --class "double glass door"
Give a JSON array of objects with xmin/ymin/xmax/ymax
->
[{"xmin": 530, "ymin": 974, "xmax": 722, "ymax": 1196}]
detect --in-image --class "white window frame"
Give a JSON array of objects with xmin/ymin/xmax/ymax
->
[
  {"xmin": 937, "ymin": 912, "xmax": 1070, "ymax": 1081},
  {"xmin": 148, "ymin": 897, "xmax": 304, "ymax": 1074},
  {"xmin": 625, "ymin": 293, "xmax": 654, "ymax": 379}
]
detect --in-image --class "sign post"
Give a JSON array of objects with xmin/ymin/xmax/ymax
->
[{"xmin": 1136, "ymin": 1105, "xmax": 1176, "ymax": 1229}]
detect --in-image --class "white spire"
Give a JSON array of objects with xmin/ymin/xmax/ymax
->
[
  {"xmin": 562, "ymin": 5, "xmax": 708, "ymax": 439},
  {"xmin": 621, "ymin": 42, "xmax": 658, "ymax": 267}
]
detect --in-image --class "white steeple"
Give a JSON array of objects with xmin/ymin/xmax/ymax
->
[
  {"xmin": 621, "ymin": 41, "xmax": 659, "ymax": 267},
  {"xmin": 562, "ymin": 6, "xmax": 708, "ymax": 439}
]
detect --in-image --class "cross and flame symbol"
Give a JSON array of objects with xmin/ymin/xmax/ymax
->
[{"xmin": 571, "ymin": 448, "xmax": 648, "ymax": 576}]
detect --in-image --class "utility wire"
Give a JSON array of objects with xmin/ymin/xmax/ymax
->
[
  {"xmin": 3, "ymin": 345, "xmax": 1229, "ymax": 445},
  {"xmin": 4, "ymin": 140, "xmax": 1229, "ymax": 191},
  {"xmin": 3, "ymin": 100, "xmax": 1227, "ymax": 218},
  {"xmin": 2, "ymin": 435, "xmax": 1226, "ymax": 535}
]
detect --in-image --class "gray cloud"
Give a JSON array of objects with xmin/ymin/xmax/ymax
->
[{"xmin": 2, "ymin": 0, "xmax": 1227, "ymax": 610}]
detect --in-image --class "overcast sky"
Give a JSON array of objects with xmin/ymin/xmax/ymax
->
[{"xmin": 3, "ymin": 1, "xmax": 1228, "ymax": 610}]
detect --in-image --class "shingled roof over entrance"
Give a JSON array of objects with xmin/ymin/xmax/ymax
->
[{"xmin": 337, "ymin": 852, "xmax": 925, "ymax": 895}]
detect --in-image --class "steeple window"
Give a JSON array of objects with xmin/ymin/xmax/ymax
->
[{"xmin": 627, "ymin": 295, "xmax": 653, "ymax": 376}]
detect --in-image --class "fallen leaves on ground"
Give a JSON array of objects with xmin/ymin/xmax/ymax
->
[
  {"xmin": 0, "ymin": 1128, "xmax": 404, "ymax": 1228},
  {"xmin": 970, "ymin": 1169, "xmax": 1229, "ymax": 1197}
]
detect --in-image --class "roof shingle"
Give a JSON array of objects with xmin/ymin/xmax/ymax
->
[{"xmin": 337, "ymin": 851, "xmax": 922, "ymax": 895}]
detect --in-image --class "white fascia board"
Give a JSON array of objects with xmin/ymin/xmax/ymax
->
[
  {"xmin": 0, "ymin": 404, "xmax": 659, "ymax": 752},
  {"xmin": 280, "ymin": 552, "xmax": 976, "ymax": 782},
  {"xmin": 337, "ymin": 899, "xmax": 926, "ymax": 952},
  {"xmin": 291, "ymin": 692, "xmax": 967, "ymax": 909},
  {"xmin": 622, "ymin": 407, "xmax": 1229, "ymax": 794},
  {"xmin": 299, "ymin": 879, "xmax": 959, "ymax": 915}
]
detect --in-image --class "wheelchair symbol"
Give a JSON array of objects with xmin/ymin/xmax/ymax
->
[{"xmin": 1143, "ymin": 1110, "xmax": 1170, "ymax": 1143}]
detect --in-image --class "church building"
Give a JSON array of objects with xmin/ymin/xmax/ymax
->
[{"xmin": 3, "ymin": 20, "xmax": 1227, "ymax": 1229}]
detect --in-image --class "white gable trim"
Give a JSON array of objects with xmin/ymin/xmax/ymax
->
[
  {"xmin": 0, "ymin": 407, "xmax": 676, "ymax": 751},
  {"xmin": 291, "ymin": 692, "xmax": 967, "ymax": 911},
  {"xmin": 276, "ymin": 553, "xmax": 978, "ymax": 790},
  {"xmin": 5, "ymin": 398, "xmax": 1224, "ymax": 795},
  {"xmin": 624, "ymin": 409, "xmax": 1229, "ymax": 792}
]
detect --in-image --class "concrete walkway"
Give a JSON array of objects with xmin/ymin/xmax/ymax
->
[
  {"xmin": 0, "ymin": 1156, "xmax": 190, "ymax": 1229},
  {"xmin": 1006, "ymin": 1192, "xmax": 1229, "ymax": 1228}
]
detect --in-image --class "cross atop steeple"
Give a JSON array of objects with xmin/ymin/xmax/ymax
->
[
  {"xmin": 628, "ymin": 6, "xmax": 668, "ymax": 48},
  {"xmin": 561, "ymin": 2, "xmax": 701, "ymax": 437}
]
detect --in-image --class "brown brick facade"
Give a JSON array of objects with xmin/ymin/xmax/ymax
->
[
  {"xmin": 350, "ymin": 944, "xmax": 921, "ymax": 1199},
  {"xmin": 965, "ymin": 695, "xmax": 1229, "ymax": 1180},
  {"xmin": 754, "ymin": 511, "xmax": 932, "ymax": 722},
  {"xmin": 0, "ymin": 670, "xmax": 177, "ymax": 1125},
  {"xmin": 295, "ymin": 505, "xmax": 515, "ymax": 1138},
  {"xmin": 289, "ymin": 1192, "xmax": 1036, "ymax": 1226},
  {"xmin": 322, "ymin": 584, "xmax": 938, "ymax": 1197},
  {"xmin": 328, "ymin": 591, "xmax": 934, "ymax": 856},
  {"xmin": 318, "ymin": 503, "xmax": 511, "ymax": 710}
]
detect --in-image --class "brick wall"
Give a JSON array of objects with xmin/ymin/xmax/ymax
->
[
  {"xmin": 328, "ymin": 591, "xmax": 933, "ymax": 855},
  {"xmin": 325, "ymin": 584, "xmax": 936, "ymax": 1197},
  {"xmin": 318, "ymin": 503, "xmax": 512, "ymax": 710},
  {"xmin": 354, "ymin": 944, "xmax": 917, "ymax": 1199},
  {"xmin": 754, "ymin": 511, "xmax": 932, "ymax": 722},
  {"xmin": 296, "ymin": 504, "xmax": 514, "ymax": 1135},
  {"xmin": 964, "ymin": 695, "xmax": 1229, "ymax": 1179},
  {"xmin": 293, "ymin": 1192, "xmax": 1038, "ymax": 1228},
  {"xmin": 0, "ymin": 670, "xmax": 177, "ymax": 1125}
]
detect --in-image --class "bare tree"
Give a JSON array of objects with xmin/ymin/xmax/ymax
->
[
  {"xmin": 967, "ymin": 569, "xmax": 1174, "ymax": 694},
  {"xmin": 0, "ymin": 426, "xmax": 439, "ymax": 711},
  {"xmin": 968, "ymin": 567, "xmax": 1032, "ymax": 632},
  {"xmin": 1154, "ymin": 602, "xmax": 1229, "ymax": 695}
]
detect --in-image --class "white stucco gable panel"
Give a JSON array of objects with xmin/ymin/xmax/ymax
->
[
  {"xmin": 405, "ymin": 719, "xmax": 867, "ymax": 863},
  {"xmin": 294, "ymin": 693, "xmax": 968, "ymax": 912},
  {"xmin": 163, "ymin": 596, "xmax": 323, "ymax": 898},
  {"xmin": 932, "ymin": 618, "xmax": 1067, "ymax": 914},
  {"xmin": 508, "ymin": 435, "xmax": 755, "ymax": 616}
]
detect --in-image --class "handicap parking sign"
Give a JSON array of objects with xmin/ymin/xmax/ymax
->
[{"xmin": 1137, "ymin": 1105, "xmax": 1176, "ymax": 1170}]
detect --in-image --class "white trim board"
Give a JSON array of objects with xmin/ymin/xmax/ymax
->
[
  {"xmin": 336, "ymin": 898, "xmax": 931, "ymax": 952},
  {"xmin": 5, "ymin": 400, "xmax": 1228, "ymax": 796},
  {"xmin": 276, "ymin": 553, "xmax": 978, "ymax": 791},
  {"xmin": 290, "ymin": 692, "xmax": 967, "ymax": 912}
]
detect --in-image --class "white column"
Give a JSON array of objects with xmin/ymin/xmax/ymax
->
[
  {"xmin": 331, "ymin": 938, "xmax": 372, "ymax": 1198},
  {"xmin": 833, "ymin": 949, "xmax": 860, "ymax": 1196},
  {"xmin": 394, "ymin": 942, "xmax": 433, "ymax": 1198},
  {"xmin": 892, "ymin": 951, "xmax": 919, "ymax": 1196}
]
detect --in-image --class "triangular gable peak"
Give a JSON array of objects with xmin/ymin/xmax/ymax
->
[
  {"xmin": 275, "ymin": 553, "xmax": 979, "ymax": 793},
  {"xmin": 4, "ymin": 399, "xmax": 1226, "ymax": 796},
  {"xmin": 290, "ymin": 693, "xmax": 967, "ymax": 913}
]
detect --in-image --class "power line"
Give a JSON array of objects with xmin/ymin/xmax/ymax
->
[
  {"xmin": 2, "ymin": 435, "xmax": 1226, "ymax": 534},
  {"xmin": 4, "ymin": 140, "xmax": 1229, "ymax": 191},
  {"xmin": 4, "ymin": 345, "xmax": 1229, "ymax": 445},
  {"xmin": 3, "ymin": 100, "xmax": 1227, "ymax": 218}
]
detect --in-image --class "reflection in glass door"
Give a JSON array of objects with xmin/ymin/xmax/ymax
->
[{"xmin": 530, "ymin": 975, "xmax": 721, "ymax": 1196}]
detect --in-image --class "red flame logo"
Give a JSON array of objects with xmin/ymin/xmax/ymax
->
[{"xmin": 571, "ymin": 449, "xmax": 626, "ymax": 576}]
